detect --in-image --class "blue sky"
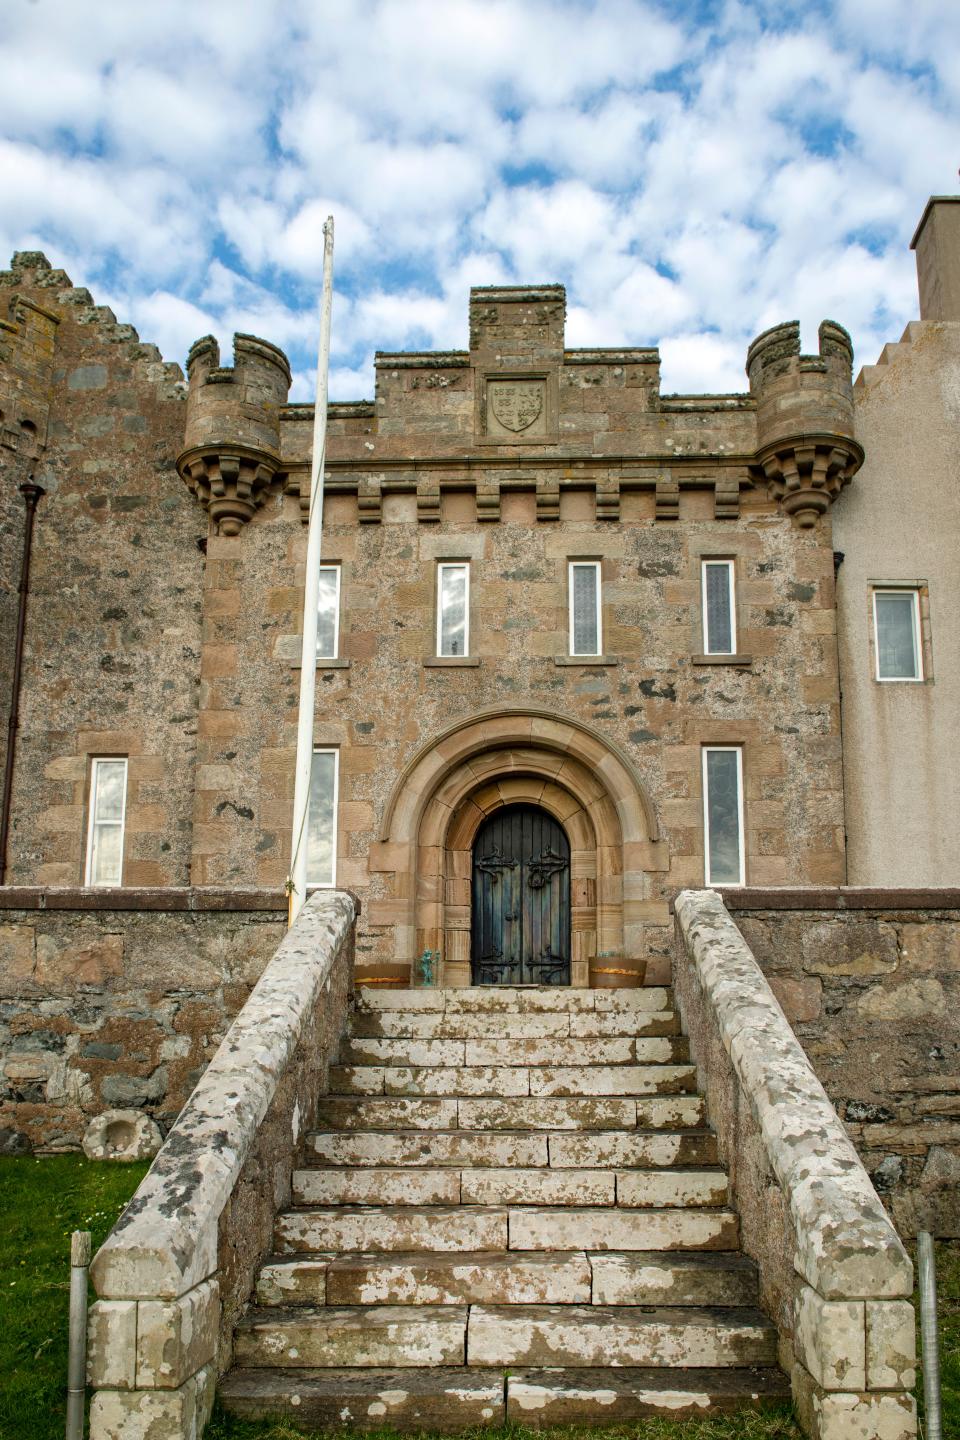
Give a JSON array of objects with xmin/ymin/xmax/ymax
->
[{"xmin": 2, "ymin": 0, "xmax": 958, "ymax": 400}]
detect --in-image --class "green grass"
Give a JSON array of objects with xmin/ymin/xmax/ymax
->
[
  {"xmin": 0, "ymin": 1154, "xmax": 149, "ymax": 1440},
  {"xmin": 0, "ymin": 1155, "xmax": 956, "ymax": 1440}
]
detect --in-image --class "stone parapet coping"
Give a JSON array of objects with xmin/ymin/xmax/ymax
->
[
  {"xmin": 91, "ymin": 891, "xmax": 355, "ymax": 1300},
  {"xmin": 0, "ymin": 885, "xmax": 286, "ymax": 912},
  {"xmin": 676, "ymin": 889, "xmax": 911, "ymax": 1302}
]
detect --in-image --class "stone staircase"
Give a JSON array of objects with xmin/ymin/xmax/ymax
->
[{"xmin": 219, "ymin": 985, "xmax": 789, "ymax": 1429}]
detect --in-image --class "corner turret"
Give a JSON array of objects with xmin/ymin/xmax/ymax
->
[
  {"xmin": 177, "ymin": 332, "xmax": 291, "ymax": 535},
  {"xmin": 747, "ymin": 320, "xmax": 863, "ymax": 527}
]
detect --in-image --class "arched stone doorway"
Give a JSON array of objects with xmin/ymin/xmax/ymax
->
[
  {"xmin": 369, "ymin": 707, "xmax": 666, "ymax": 987},
  {"xmin": 471, "ymin": 803, "xmax": 571, "ymax": 986}
]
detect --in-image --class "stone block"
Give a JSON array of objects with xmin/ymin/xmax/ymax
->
[
  {"xmin": 136, "ymin": 1279, "xmax": 219, "ymax": 1388},
  {"xmin": 865, "ymin": 1301, "xmax": 916, "ymax": 1390},
  {"xmin": 794, "ymin": 1284, "xmax": 865, "ymax": 1390},
  {"xmin": 801, "ymin": 920, "xmax": 898, "ymax": 977},
  {"xmin": 0, "ymin": 924, "xmax": 35, "ymax": 983},
  {"xmin": 88, "ymin": 1300, "xmax": 137, "ymax": 1389},
  {"xmin": 89, "ymin": 1363, "xmax": 215, "ymax": 1440},
  {"xmin": 792, "ymin": 1363, "xmax": 917, "ymax": 1440},
  {"xmin": 83, "ymin": 1110, "xmax": 163, "ymax": 1162}
]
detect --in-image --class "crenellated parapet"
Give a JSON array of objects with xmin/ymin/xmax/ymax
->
[
  {"xmin": 177, "ymin": 332, "xmax": 291, "ymax": 535},
  {"xmin": 747, "ymin": 320, "xmax": 863, "ymax": 527}
]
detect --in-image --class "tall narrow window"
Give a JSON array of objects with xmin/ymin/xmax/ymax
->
[
  {"xmin": 85, "ymin": 758, "xmax": 128, "ymax": 886},
  {"xmin": 702, "ymin": 560, "xmax": 736, "ymax": 655},
  {"xmin": 307, "ymin": 749, "xmax": 339, "ymax": 887},
  {"xmin": 317, "ymin": 565, "xmax": 341, "ymax": 660},
  {"xmin": 873, "ymin": 589, "xmax": 922, "ymax": 681},
  {"xmin": 569, "ymin": 561, "xmax": 602, "ymax": 656},
  {"xmin": 437, "ymin": 563, "xmax": 469, "ymax": 657},
  {"xmin": 702, "ymin": 747, "xmax": 744, "ymax": 887}
]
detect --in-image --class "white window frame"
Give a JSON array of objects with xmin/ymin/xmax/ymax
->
[
  {"xmin": 84, "ymin": 757, "xmax": 128, "ymax": 887},
  {"xmin": 436, "ymin": 562, "xmax": 470, "ymax": 658},
  {"xmin": 702, "ymin": 746, "xmax": 745, "ymax": 888},
  {"xmin": 316, "ymin": 565, "xmax": 341, "ymax": 660},
  {"xmin": 872, "ymin": 588, "xmax": 923, "ymax": 682},
  {"xmin": 701, "ymin": 559, "xmax": 737, "ymax": 655},
  {"xmin": 306, "ymin": 747, "xmax": 339, "ymax": 889},
  {"xmin": 568, "ymin": 560, "xmax": 603, "ymax": 657}
]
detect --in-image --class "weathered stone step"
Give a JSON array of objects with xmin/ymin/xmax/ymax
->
[
  {"xmin": 304, "ymin": 1127, "xmax": 719, "ymax": 1169},
  {"xmin": 276, "ymin": 1206, "xmax": 508, "ymax": 1254},
  {"xmin": 467, "ymin": 1304, "xmax": 777, "ymax": 1368},
  {"xmin": 504, "ymin": 1366, "xmax": 790, "ymax": 1421},
  {"xmin": 306, "ymin": 1129, "xmax": 550, "ymax": 1168},
  {"xmin": 313, "ymin": 1095, "xmax": 706, "ymax": 1131},
  {"xmin": 255, "ymin": 1249, "xmax": 757, "ymax": 1309},
  {"xmin": 510, "ymin": 1207, "xmax": 739, "ymax": 1252},
  {"xmin": 350, "ymin": 1004, "xmax": 678, "ymax": 1041},
  {"xmin": 354, "ymin": 986, "xmax": 672, "ymax": 1013},
  {"xmin": 292, "ymin": 1167, "xmax": 725, "ymax": 1209},
  {"xmin": 338, "ymin": 1034, "xmax": 691, "ymax": 1067},
  {"xmin": 548, "ymin": 1129, "xmax": 718, "ymax": 1167},
  {"xmin": 589, "ymin": 1251, "xmax": 759, "ymax": 1306},
  {"xmin": 328, "ymin": 1063, "xmax": 697, "ymax": 1098},
  {"xmin": 220, "ymin": 1366, "xmax": 507, "ymax": 1430},
  {"xmin": 234, "ymin": 1305, "xmax": 467, "ymax": 1368},
  {"xmin": 257, "ymin": 1250, "xmax": 594, "ymax": 1306},
  {"xmin": 616, "ymin": 1168, "xmax": 728, "ymax": 1208},
  {"xmin": 293, "ymin": 1168, "xmax": 462, "ymax": 1206}
]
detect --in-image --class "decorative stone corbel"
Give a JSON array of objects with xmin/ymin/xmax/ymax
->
[
  {"xmin": 177, "ymin": 444, "xmax": 279, "ymax": 536},
  {"xmin": 751, "ymin": 434, "xmax": 863, "ymax": 528}
]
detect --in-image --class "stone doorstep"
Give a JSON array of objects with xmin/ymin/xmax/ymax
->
[
  {"xmin": 232, "ymin": 1303, "xmax": 777, "ymax": 1371},
  {"xmin": 340, "ymin": 1037, "xmax": 692, "ymax": 1066},
  {"xmin": 349, "ymin": 1008, "xmax": 682, "ymax": 1039},
  {"xmin": 327, "ymin": 1063, "xmax": 697, "ymax": 1098},
  {"xmin": 304, "ymin": 1128, "xmax": 720, "ymax": 1169},
  {"xmin": 275, "ymin": 1206, "xmax": 739, "ymax": 1255},
  {"xmin": 292, "ymin": 1166, "xmax": 727, "ymax": 1209},
  {"xmin": 254, "ymin": 1250, "xmax": 760, "ymax": 1309},
  {"xmin": 312, "ymin": 1095, "xmax": 707, "ymax": 1131},
  {"xmin": 352, "ymin": 986, "xmax": 672, "ymax": 1014}
]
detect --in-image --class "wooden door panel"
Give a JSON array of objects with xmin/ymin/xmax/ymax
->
[{"xmin": 471, "ymin": 804, "xmax": 570, "ymax": 985}]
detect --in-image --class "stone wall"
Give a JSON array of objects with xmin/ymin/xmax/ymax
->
[
  {"xmin": 0, "ymin": 888, "xmax": 285, "ymax": 1152},
  {"xmin": 724, "ymin": 888, "xmax": 960, "ymax": 1236}
]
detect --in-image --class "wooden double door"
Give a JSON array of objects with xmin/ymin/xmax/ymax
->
[{"xmin": 471, "ymin": 804, "xmax": 571, "ymax": 985}]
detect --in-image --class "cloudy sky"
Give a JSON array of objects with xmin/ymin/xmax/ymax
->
[{"xmin": 3, "ymin": 0, "xmax": 958, "ymax": 400}]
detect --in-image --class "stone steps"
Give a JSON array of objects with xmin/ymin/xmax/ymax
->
[
  {"xmin": 220, "ymin": 1364, "xmax": 790, "ymax": 1429},
  {"xmin": 292, "ymin": 1166, "xmax": 728, "ymax": 1208},
  {"xmin": 305, "ymin": 1127, "xmax": 720, "ymax": 1168},
  {"xmin": 221, "ymin": 984, "xmax": 786, "ymax": 1429},
  {"xmin": 313, "ymin": 1094, "xmax": 707, "ymax": 1130},
  {"xmin": 327, "ymin": 1062, "xmax": 698, "ymax": 1096},
  {"xmin": 275, "ymin": 1205, "xmax": 739, "ymax": 1255},
  {"xmin": 232, "ymin": 1302, "xmax": 778, "ymax": 1370},
  {"xmin": 255, "ymin": 1249, "xmax": 760, "ymax": 1308}
]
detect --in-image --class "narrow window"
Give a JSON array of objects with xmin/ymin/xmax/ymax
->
[
  {"xmin": 569, "ymin": 561, "xmax": 602, "ymax": 656},
  {"xmin": 85, "ymin": 758, "xmax": 128, "ymax": 886},
  {"xmin": 873, "ymin": 589, "xmax": 922, "ymax": 681},
  {"xmin": 317, "ymin": 565, "xmax": 341, "ymax": 659},
  {"xmin": 306, "ymin": 749, "xmax": 339, "ymax": 887},
  {"xmin": 702, "ymin": 747, "xmax": 744, "ymax": 887},
  {"xmin": 437, "ymin": 563, "xmax": 469, "ymax": 657},
  {"xmin": 702, "ymin": 560, "xmax": 736, "ymax": 655}
]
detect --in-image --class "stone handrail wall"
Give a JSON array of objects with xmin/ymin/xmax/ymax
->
[
  {"xmin": 674, "ymin": 890, "xmax": 917, "ymax": 1440},
  {"xmin": 85, "ymin": 890, "xmax": 356, "ymax": 1440}
]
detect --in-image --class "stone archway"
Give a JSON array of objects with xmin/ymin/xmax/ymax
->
[{"xmin": 370, "ymin": 707, "xmax": 664, "ymax": 986}]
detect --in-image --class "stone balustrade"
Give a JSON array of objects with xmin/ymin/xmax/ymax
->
[
  {"xmin": 85, "ymin": 890, "xmax": 356, "ymax": 1440},
  {"xmin": 674, "ymin": 889, "xmax": 916, "ymax": 1440}
]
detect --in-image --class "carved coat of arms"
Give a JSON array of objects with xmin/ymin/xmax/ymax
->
[{"xmin": 489, "ymin": 382, "xmax": 544, "ymax": 433}]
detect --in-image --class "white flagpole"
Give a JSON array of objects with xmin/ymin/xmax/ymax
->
[{"xmin": 288, "ymin": 215, "xmax": 335, "ymax": 926}]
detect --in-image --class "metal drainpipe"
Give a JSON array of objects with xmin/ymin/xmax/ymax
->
[{"xmin": 0, "ymin": 478, "xmax": 45, "ymax": 885}]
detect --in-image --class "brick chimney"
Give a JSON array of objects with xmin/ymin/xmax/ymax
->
[{"xmin": 911, "ymin": 196, "xmax": 960, "ymax": 321}]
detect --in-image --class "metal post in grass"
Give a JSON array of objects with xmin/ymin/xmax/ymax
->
[
  {"xmin": 66, "ymin": 1230, "xmax": 91, "ymax": 1440},
  {"xmin": 918, "ymin": 1230, "xmax": 942, "ymax": 1440}
]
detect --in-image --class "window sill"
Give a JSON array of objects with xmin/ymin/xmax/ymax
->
[
  {"xmin": 291, "ymin": 658, "xmax": 352, "ymax": 670},
  {"xmin": 424, "ymin": 656, "xmax": 481, "ymax": 667},
  {"xmin": 555, "ymin": 655, "xmax": 619, "ymax": 667},
  {"xmin": 692, "ymin": 653, "xmax": 753, "ymax": 668}
]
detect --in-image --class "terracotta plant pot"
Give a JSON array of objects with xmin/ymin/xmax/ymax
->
[{"xmin": 588, "ymin": 959, "xmax": 647, "ymax": 989}]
